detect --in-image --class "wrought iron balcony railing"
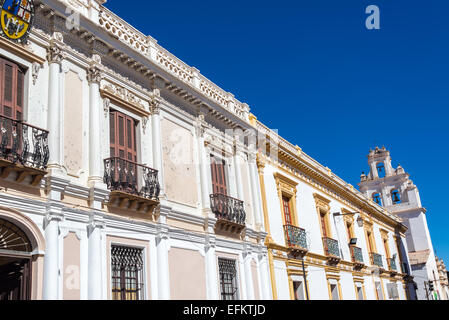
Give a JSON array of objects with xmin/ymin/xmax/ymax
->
[
  {"xmin": 210, "ymin": 193, "xmax": 246, "ymax": 225},
  {"xmin": 0, "ymin": 115, "xmax": 49, "ymax": 169},
  {"xmin": 388, "ymin": 258, "xmax": 397, "ymax": 271},
  {"xmin": 350, "ymin": 246, "xmax": 364, "ymax": 264},
  {"xmin": 322, "ymin": 237, "xmax": 340, "ymax": 258},
  {"xmin": 103, "ymin": 157, "xmax": 160, "ymax": 200},
  {"xmin": 371, "ymin": 253, "xmax": 383, "ymax": 268},
  {"xmin": 284, "ymin": 225, "xmax": 308, "ymax": 251}
]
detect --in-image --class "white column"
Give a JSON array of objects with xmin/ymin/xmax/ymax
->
[
  {"xmin": 259, "ymin": 251, "xmax": 272, "ymax": 299},
  {"xmin": 156, "ymin": 211, "xmax": 170, "ymax": 299},
  {"xmin": 46, "ymin": 35, "xmax": 64, "ymax": 170},
  {"xmin": 233, "ymin": 150, "xmax": 244, "ymax": 201},
  {"xmin": 87, "ymin": 213, "xmax": 104, "ymax": 300},
  {"xmin": 205, "ymin": 234, "xmax": 219, "ymax": 300},
  {"xmin": 151, "ymin": 91, "xmax": 164, "ymax": 195},
  {"xmin": 243, "ymin": 246, "xmax": 255, "ymax": 300},
  {"xmin": 248, "ymin": 153, "xmax": 262, "ymax": 228},
  {"xmin": 43, "ymin": 213, "xmax": 62, "ymax": 300},
  {"xmin": 87, "ymin": 56, "xmax": 103, "ymax": 185},
  {"xmin": 196, "ymin": 116, "xmax": 210, "ymax": 210}
]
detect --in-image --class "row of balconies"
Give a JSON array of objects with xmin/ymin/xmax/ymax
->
[
  {"xmin": 0, "ymin": 117, "xmax": 410, "ymax": 267},
  {"xmin": 283, "ymin": 224, "xmax": 403, "ymax": 274},
  {"xmin": 0, "ymin": 117, "xmax": 248, "ymax": 232}
]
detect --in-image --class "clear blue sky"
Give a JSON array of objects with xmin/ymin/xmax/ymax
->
[{"xmin": 105, "ymin": 0, "xmax": 449, "ymax": 262}]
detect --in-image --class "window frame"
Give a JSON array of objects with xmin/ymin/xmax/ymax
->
[
  {"xmin": 0, "ymin": 56, "xmax": 26, "ymax": 121},
  {"xmin": 110, "ymin": 244, "xmax": 146, "ymax": 301},
  {"xmin": 217, "ymin": 257, "xmax": 240, "ymax": 301}
]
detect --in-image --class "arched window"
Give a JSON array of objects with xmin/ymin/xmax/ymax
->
[
  {"xmin": 372, "ymin": 193, "xmax": 382, "ymax": 206},
  {"xmin": 376, "ymin": 162, "xmax": 386, "ymax": 178},
  {"xmin": 391, "ymin": 189, "xmax": 401, "ymax": 204},
  {"xmin": 0, "ymin": 218, "xmax": 31, "ymax": 252}
]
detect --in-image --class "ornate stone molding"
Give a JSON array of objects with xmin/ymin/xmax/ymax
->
[
  {"xmin": 46, "ymin": 32, "xmax": 66, "ymax": 64},
  {"xmin": 87, "ymin": 55, "xmax": 103, "ymax": 84},
  {"xmin": 103, "ymin": 98, "xmax": 110, "ymax": 116},
  {"xmin": 100, "ymin": 82, "xmax": 150, "ymax": 117},
  {"xmin": 32, "ymin": 62, "xmax": 42, "ymax": 85},
  {"xmin": 150, "ymin": 88, "xmax": 161, "ymax": 115}
]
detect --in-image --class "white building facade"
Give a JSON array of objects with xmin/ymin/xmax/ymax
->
[
  {"xmin": 252, "ymin": 121, "xmax": 414, "ymax": 300},
  {"xmin": 359, "ymin": 146, "xmax": 443, "ymax": 300},
  {"xmin": 0, "ymin": 0, "xmax": 271, "ymax": 300}
]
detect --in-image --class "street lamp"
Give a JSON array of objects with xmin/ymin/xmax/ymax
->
[{"xmin": 332, "ymin": 211, "xmax": 364, "ymax": 228}]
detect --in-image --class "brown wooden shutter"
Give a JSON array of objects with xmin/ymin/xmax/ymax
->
[
  {"xmin": 282, "ymin": 197, "xmax": 292, "ymax": 225},
  {"xmin": 109, "ymin": 110, "xmax": 137, "ymax": 162},
  {"xmin": 0, "ymin": 57, "xmax": 24, "ymax": 120},
  {"xmin": 210, "ymin": 155, "xmax": 227, "ymax": 195},
  {"xmin": 320, "ymin": 213, "xmax": 327, "ymax": 238}
]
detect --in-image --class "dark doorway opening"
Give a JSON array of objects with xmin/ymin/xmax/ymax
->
[{"xmin": 0, "ymin": 255, "xmax": 31, "ymax": 300}]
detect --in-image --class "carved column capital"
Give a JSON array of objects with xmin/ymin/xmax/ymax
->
[
  {"xmin": 46, "ymin": 40, "xmax": 65, "ymax": 65},
  {"xmin": 87, "ymin": 65, "xmax": 102, "ymax": 84}
]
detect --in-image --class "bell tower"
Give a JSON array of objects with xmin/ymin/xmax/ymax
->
[{"xmin": 359, "ymin": 146, "xmax": 440, "ymax": 300}]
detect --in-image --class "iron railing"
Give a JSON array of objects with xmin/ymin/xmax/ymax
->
[
  {"xmin": 388, "ymin": 258, "xmax": 397, "ymax": 271},
  {"xmin": 103, "ymin": 157, "xmax": 160, "ymax": 200},
  {"xmin": 284, "ymin": 225, "xmax": 308, "ymax": 250},
  {"xmin": 350, "ymin": 246, "xmax": 364, "ymax": 264},
  {"xmin": 210, "ymin": 193, "xmax": 246, "ymax": 225},
  {"xmin": 371, "ymin": 253, "xmax": 383, "ymax": 268},
  {"xmin": 322, "ymin": 237, "xmax": 340, "ymax": 258},
  {"xmin": 0, "ymin": 115, "xmax": 49, "ymax": 169}
]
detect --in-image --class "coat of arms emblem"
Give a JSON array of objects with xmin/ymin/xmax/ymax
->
[{"xmin": 0, "ymin": 0, "xmax": 34, "ymax": 43}]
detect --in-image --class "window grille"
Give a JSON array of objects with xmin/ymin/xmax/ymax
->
[
  {"xmin": 218, "ymin": 258, "xmax": 239, "ymax": 300},
  {"xmin": 111, "ymin": 245, "xmax": 144, "ymax": 300},
  {"xmin": 387, "ymin": 283, "xmax": 399, "ymax": 300}
]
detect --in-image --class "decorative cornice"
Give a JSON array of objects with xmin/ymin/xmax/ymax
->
[
  {"xmin": 100, "ymin": 82, "xmax": 150, "ymax": 117},
  {"xmin": 0, "ymin": 36, "xmax": 46, "ymax": 65}
]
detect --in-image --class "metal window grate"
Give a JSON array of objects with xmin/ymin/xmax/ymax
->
[
  {"xmin": 111, "ymin": 245, "xmax": 144, "ymax": 300},
  {"xmin": 218, "ymin": 258, "xmax": 238, "ymax": 300}
]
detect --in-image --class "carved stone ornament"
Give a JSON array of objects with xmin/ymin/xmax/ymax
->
[
  {"xmin": 87, "ymin": 64, "xmax": 102, "ymax": 84},
  {"xmin": 150, "ymin": 88, "xmax": 161, "ymax": 115},
  {"xmin": 102, "ymin": 83, "xmax": 147, "ymax": 111},
  {"xmin": 32, "ymin": 62, "xmax": 41, "ymax": 85},
  {"xmin": 46, "ymin": 41, "xmax": 65, "ymax": 64},
  {"xmin": 142, "ymin": 116, "xmax": 149, "ymax": 133},
  {"xmin": 103, "ymin": 98, "xmax": 110, "ymax": 117}
]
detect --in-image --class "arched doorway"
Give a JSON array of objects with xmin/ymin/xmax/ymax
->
[{"xmin": 0, "ymin": 218, "xmax": 32, "ymax": 300}]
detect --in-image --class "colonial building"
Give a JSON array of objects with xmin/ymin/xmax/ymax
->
[
  {"xmin": 0, "ymin": 0, "xmax": 271, "ymax": 300},
  {"xmin": 359, "ymin": 147, "xmax": 442, "ymax": 300},
  {"xmin": 251, "ymin": 119, "xmax": 414, "ymax": 300}
]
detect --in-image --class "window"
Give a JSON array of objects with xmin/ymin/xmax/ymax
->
[
  {"xmin": 330, "ymin": 283, "xmax": 340, "ymax": 300},
  {"xmin": 210, "ymin": 155, "xmax": 227, "ymax": 195},
  {"xmin": 111, "ymin": 245, "xmax": 144, "ymax": 300},
  {"xmin": 345, "ymin": 221, "xmax": 354, "ymax": 244},
  {"xmin": 0, "ymin": 57, "xmax": 24, "ymax": 120},
  {"xmin": 376, "ymin": 162, "xmax": 386, "ymax": 178},
  {"xmin": 391, "ymin": 189, "xmax": 401, "ymax": 204},
  {"xmin": 282, "ymin": 196, "xmax": 293, "ymax": 225},
  {"xmin": 218, "ymin": 258, "xmax": 239, "ymax": 300},
  {"xmin": 372, "ymin": 193, "xmax": 382, "ymax": 206},
  {"xmin": 110, "ymin": 110, "xmax": 137, "ymax": 161},
  {"xmin": 375, "ymin": 281, "xmax": 384, "ymax": 300},
  {"xmin": 387, "ymin": 283, "xmax": 399, "ymax": 300},
  {"xmin": 356, "ymin": 285, "xmax": 364, "ymax": 300},
  {"xmin": 320, "ymin": 213, "xmax": 328, "ymax": 238},
  {"xmin": 293, "ymin": 281, "xmax": 305, "ymax": 300}
]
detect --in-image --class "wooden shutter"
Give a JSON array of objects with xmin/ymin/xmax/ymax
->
[
  {"xmin": 109, "ymin": 110, "xmax": 137, "ymax": 162},
  {"xmin": 210, "ymin": 155, "xmax": 227, "ymax": 195},
  {"xmin": 282, "ymin": 197, "xmax": 292, "ymax": 225},
  {"xmin": 320, "ymin": 213, "xmax": 328, "ymax": 238},
  {"xmin": 0, "ymin": 57, "xmax": 24, "ymax": 120}
]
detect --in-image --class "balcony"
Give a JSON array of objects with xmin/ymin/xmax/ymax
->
[
  {"xmin": 210, "ymin": 193, "xmax": 246, "ymax": 234},
  {"xmin": 371, "ymin": 253, "xmax": 384, "ymax": 269},
  {"xmin": 0, "ymin": 115, "xmax": 49, "ymax": 186},
  {"xmin": 104, "ymin": 157, "xmax": 160, "ymax": 213},
  {"xmin": 322, "ymin": 237, "xmax": 341, "ymax": 264},
  {"xmin": 388, "ymin": 258, "xmax": 398, "ymax": 273},
  {"xmin": 350, "ymin": 246, "xmax": 365, "ymax": 269},
  {"xmin": 284, "ymin": 225, "xmax": 308, "ymax": 257}
]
